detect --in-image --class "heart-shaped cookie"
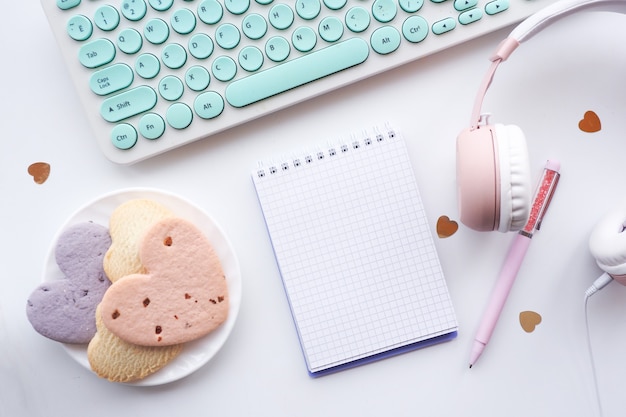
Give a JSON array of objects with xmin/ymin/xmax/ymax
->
[
  {"xmin": 26, "ymin": 222, "xmax": 111, "ymax": 344},
  {"xmin": 437, "ymin": 215, "xmax": 458, "ymax": 238},
  {"xmin": 28, "ymin": 162, "xmax": 50, "ymax": 184},
  {"xmin": 100, "ymin": 217, "xmax": 229, "ymax": 346},
  {"xmin": 103, "ymin": 199, "xmax": 174, "ymax": 283},
  {"xmin": 88, "ymin": 304, "xmax": 183, "ymax": 383},
  {"xmin": 578, "ymin": 110, "xmax": 601, "ymax": 133},
  {"xmin": 519, "ymin": 310, "xmax": 542, "ymax": 333}
]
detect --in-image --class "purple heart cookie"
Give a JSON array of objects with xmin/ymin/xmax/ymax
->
[{"xmin": 26, "ymin": 222, "xmax": 112, "ymax": 344}]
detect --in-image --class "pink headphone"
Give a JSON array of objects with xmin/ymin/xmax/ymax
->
[{"xmin": 456, "ymin": 0, "xmax": 626, "ymax": 232}]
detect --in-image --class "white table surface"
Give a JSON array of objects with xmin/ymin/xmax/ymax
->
[{"xmin": 3, "ymin": 2, "xmax": 626, "ymax": 416}]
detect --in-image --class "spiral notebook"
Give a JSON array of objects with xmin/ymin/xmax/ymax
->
[{"xmin": 252, "ymin": 125, "xmax": 458, "ymax": 376}]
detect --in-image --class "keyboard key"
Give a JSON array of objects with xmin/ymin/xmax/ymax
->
[
  {"xmin": 372, "ymin": 0, "xmax": 397, "ymax": 23},
  {"xmin": 90, "ymin": 63, "xmax": 134, "ymax": 95},
  {"xmin": 370, "ymin": 26, "xmax": 400, "ymax": 54},
  {"xmin": 269, "ymin": 4, "xmax": 294, "ymax": 30},
  {"xmin": 197, "ymin": 0, "xmax": 223, "ymax": 24},
  {"xmin": 296, "ymin": 0, "xmax": 322, "ymax": 20},
  {"xmin": 162, "ymin": 43, "xmax": 187, "ymax": 69},
  {"xmin": 101, "ymin": 86, "xmax": 157, "ymax": 122},
  {"xmin": 166, "ymin": 103, "xmax": 193, "ymax": 129},
  {"xmin": 194, "ymin": 91, "xmax": 225, "ymax": 119},
  {"xmin": 402, "ymin": 15, "xmax": 428, "ymax": 43},
  {"xmin": 139, "ymin": 113, "xmax": 166, "ymax": 139},
  {"xmin": 135, "ymin": 53, "xmax": 161, "ymax": 78},
  {"xmin": 226, "ymin": 38, "xmax": 369, "ymax": 107},
  {"xmin": 345, "ymin": 7, "xmax": 370, "ymax": 33},
  {"xmin": 485, "ymin": 0, "xmax": 509, "ymax": 15},
  {"xmin": 111, "ymin": 123, "xmax": 138, "ymax": 149},
  {"xmin": 189, "ymin": 33, "xmax": 215, "ymax": 59},
  {"xmin": 323, "ymin": 0, "xmax": 347, "ymax": 9},
  {"xmin": 239, "ymin": 46, "xmax": 264, "ymax": 71},
  {"xmin": 292, "ymin": 26, "xmax": 317, "ymax": 52},
  {"xmin": 242, "ymin": 13, "xmax": 268, "ymax": 39},
  {"xmin": 121, "ymin": 0, "xmax": 147, "ymax": 21},
  {"xmin": 159, "ymin": 75, "xmax": 184, "ymax": 101},
  {"xmin": 94, "ymin": 6, "xmax": 120, "ymax": 31},
  {"xmin": 79, "ymin": 39, "xmax": 116, "ymax": 68},
  {"xmin": 225, "ymin": 0, "xmax": 251, "ymax": 15},
  {"xmin": 212, "ymin": 56, "xmax": 238, "ymax": 81},
  {"xmin": 215, "ymin": 23, "xmax": 241, "ymax": 49},
  {"xmin": 399, "ymin": 0, "xmax": 423, "ymax": 13},
  {"xmin": 454, "ymin": 0, "xmax": 478, "ymax": 11},
  {"xmin": 319, "ymin": 16, "xmax": 344, "ymax": 42},
  {"xmin": 144, "ymin": 18, "xmax": 170, "ymax": 44},
  {"xmin": 148, "ymin": 0, "xmax": 174, "ymax": 12},
  {"xmin": 432, "ymin": 17, "xmax": 456, "ymax": 35},
  {"xmin": 459, "ymin": 8, "xmax": 482, "ymax": 24},
  {"xmin": 57, "ymin": 0, "xmax": 81, "ymax": 10},
  {"xmin": 171, "ymin": 8, "xmax": 197, "ymax": 34},
  {"xmin": 67, "ymin": 15, "xmax": 93, "ymax": 41},
  {"xmin": 117, "ymin": 28, "xmax": 143, "ymax": 54},
  {"xmin": 265, "ymin": 36, "xmax": 290, "ymax": 62},
  {"xmin": 186, "ymin": 65, "xmax": 211, "ymax": 91}
]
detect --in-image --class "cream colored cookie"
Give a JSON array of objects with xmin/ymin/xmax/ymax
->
[
  {"xmin": 103, "ymin": 199, "xmax": 173, "ymax": 283},
  {"xmin": 88, "ymin": 304, "xmax": 183, "ymax": 383},
  {"xmin": 100, "ymin": 217, "xmax": 229, "ymax": 347}
]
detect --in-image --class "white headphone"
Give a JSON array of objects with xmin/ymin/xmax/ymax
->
[
  {"xmin": 584, "ymin": 203, "xmax": 626, "ymax": 417},
  {"xmin": 587, "ymin": 205, "xmax": 626, "ymax": 295}
]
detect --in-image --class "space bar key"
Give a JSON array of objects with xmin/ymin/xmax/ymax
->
[{"xmin": 225, "ymin": 38, "xmax": 370, "ymax": 108}]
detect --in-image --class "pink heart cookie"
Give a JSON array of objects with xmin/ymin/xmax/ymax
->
[{"xmin": 100, "ymin": 217, "xmax": 229, "ymax": 346}]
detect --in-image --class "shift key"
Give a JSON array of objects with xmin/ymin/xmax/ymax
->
[{"xmin": 101, "ymin": 86, "xmax": 157, "ymax": 123}]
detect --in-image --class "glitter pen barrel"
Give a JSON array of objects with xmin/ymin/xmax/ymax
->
[{"xmin": 469, "ymin": 160, "xmax": 561, "ymax": 368}]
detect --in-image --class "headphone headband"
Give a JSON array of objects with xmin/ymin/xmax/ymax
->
[
  {"xmin": 470, "ymin": 0, "xmax": 626, "ymax": 129},
  {"xmin": 510, "ymin": 0, "xmax": 626, "ymax": 45}
]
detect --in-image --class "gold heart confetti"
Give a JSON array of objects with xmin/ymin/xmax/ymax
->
[
  {"xmin": 436, "ymin": 215, "xmax": 458, "ymax": 238},
  {"xmin": 578, "ymin": 110, "xmax": 601, "ymax": 133},
  {"xmin": 27, "ymin": 162, "xmax": 51, "ymax": 184},
  {"xmin": 519, "ymin": 311, "xmax": 542, "ymax": 333}
]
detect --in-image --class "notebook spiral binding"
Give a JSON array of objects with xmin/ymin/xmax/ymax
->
[{"xmin": 256, "ymin": 124, "xmax": 398, "ymax": 179}]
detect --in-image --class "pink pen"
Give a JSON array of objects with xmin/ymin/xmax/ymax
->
[{"xmin": 469, "ymin": 160, "xmax": 561, "ymax": 368}]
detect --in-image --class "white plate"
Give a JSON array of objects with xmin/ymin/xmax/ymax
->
[{"xmin": 43, "ymin": 188, "xmax": 242, "ymax": 386}]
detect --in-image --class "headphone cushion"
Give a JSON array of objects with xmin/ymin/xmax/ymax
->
[
  {"xmin": 589, "ymin": 206, "xmax": 626, "ymax": 278},
  {"xmin": 494, "ymin": 124, "xmax": 532, "ymax": 232}
]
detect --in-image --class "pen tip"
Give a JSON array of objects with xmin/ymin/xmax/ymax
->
[{"xmin": 469, "ymin": 364, "xmax": 473, "ymax": 369}]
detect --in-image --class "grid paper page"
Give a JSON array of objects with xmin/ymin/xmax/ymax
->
[{"xmin": 252, "ymin": 127, "xmax": 457, "ymax": 374}]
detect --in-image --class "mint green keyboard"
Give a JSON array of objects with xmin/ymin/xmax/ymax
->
[{"xmin": 42, "ymin": 0, "xmax": 555, "ymax": 164}]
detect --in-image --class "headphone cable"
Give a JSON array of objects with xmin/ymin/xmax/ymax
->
[
  {"xmin": 583, "ymin": 272, "xmax": 612, "ymax": 417},
  {"xmin": 584, "ymin": 293, "xmax": 603, "ymax": 417}
]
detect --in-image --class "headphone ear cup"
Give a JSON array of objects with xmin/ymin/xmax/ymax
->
[
  {"xmin": 456, "ymin": 123, "xmax": 531, "ymax": 232},
  {"xmin": 494, "ymin": 124, "xmax": 532, "ymax": 232},
  {"xmin": 589, "ymin": 206, "xmax": 626, "ymax": 283}
]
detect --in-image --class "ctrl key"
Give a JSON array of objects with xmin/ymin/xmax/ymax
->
[{"xmin": 111, "ymin": 124, "xmax": 138, "ymax": 150}]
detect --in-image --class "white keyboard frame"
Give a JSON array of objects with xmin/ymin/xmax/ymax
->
[{"xmin": 41, "ymin": 0, "xmax": 556, "ymax": 164}]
